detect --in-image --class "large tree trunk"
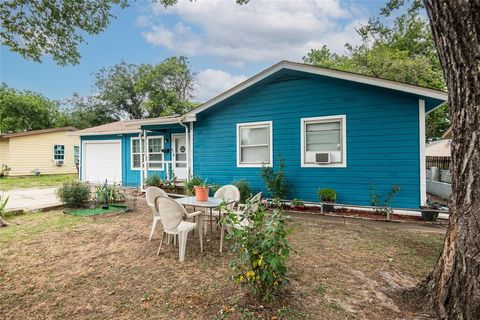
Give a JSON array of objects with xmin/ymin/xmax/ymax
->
[{"xmin": 417, "ymin": 1, "xmax": 480, "ymax": 319}]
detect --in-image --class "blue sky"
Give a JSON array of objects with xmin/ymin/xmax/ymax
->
[{"xmin": 0, "ymin": 0, "xmax": 386, "ymax": 103}]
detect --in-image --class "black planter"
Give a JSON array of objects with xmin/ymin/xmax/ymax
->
[
  {"xmin": 323, "ymin": 203, "xmax": 335, "ymax": 213},
  {"xmin": 421, "ymin": 209, "xmax": 439, "ymax": 221}
]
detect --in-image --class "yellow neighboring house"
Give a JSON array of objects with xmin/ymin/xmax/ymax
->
[{"xmin": 0, "ymin": 127, "xmax": 79, "ymax": 176}]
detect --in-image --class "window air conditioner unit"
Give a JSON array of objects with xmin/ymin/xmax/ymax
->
[
  {"xmin": 315, "ymin": 152, "xmax": 330, "ymax": 164},
  {"xmin": 54, "ymin": 159, "xmax": 64, "ymax": 166}
]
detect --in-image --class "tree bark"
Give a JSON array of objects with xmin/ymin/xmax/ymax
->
[{"xmin": 418, "ymin": 1, "xmax": 480, "ymax": 319}]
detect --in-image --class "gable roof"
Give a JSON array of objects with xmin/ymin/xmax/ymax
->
[
  {"xmin": 0, "ymin": 126, "xmax": 77, "ymax": 139},
  {"xmin": 70, "ymin": 120, "xmax": 141, "ymax": 136},
  {"xmin": 183, "ymin": 60, "xmax": 448, "ymax": 121},
  {"xmin": 442, "ymin": 126, "xmax": 453, "ymax": 139}
]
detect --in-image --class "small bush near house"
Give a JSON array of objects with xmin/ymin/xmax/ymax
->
[
  {"xmin": 223, "ymin": 203, "xmax": 291, "ymax": 302},
  {"xmin": 370, "ymin": 183, "xmax": 400, "ymax": 216},
  {"xmin": 145, "ymin": 175, "xmax": 161, "ymax": 187},
  {"xmin": 318, "ymin": 189, "xmax": 337, "ymax": 202},
  {"xmin": 261, "ymin": 153, "xmax": 289, "ymax": 200},
  {"xmin": 58, "ymin": 181, "xmax": 90, "ymax": 208},
  {"xmin": 233, "ymin": 179, "xmax": 252, "ymax": 204},
  {"xmin": 0, "ymin": 164, "xmax": 11, "ymax": 178}
]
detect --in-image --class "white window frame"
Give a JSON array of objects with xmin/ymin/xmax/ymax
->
[
  {"xmin": 236, "ymin": 121, "xmax": 273, "ymax": 168},
  {"xmin": 131, "ymin": 138, "xmax": 142, "ymax": 170},
  {"xmin": 53, "ymin": 144, "xmax": 65, "ymax": 161},
  {"xmin": 300, "ymin": 115, "xmax": 347, "ymax": 168},
  {"xmin": 73, "ymin": 145, "xmax": 80, "ymax": 164},
  {"xmin": 146, "ymin": 136, "xmax": 165, "ymax": 171}
]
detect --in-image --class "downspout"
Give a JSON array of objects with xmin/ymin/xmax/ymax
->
[
  {"xmin": 138, "ymin": 130, "xmax": 145, "ymax": 192},
  {"xmin": 178, "ymin": 118, "xmax": 190, "ymax": 181}
]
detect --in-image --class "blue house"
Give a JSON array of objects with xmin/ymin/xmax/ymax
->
[{"xmin": 73, "ymin": 61, "xmax": 447, "ymax": 208}]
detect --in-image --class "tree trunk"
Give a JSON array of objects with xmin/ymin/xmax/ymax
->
[{"xmin": 417, "ymin": 1, "xmax": 480, "ymax": 319}]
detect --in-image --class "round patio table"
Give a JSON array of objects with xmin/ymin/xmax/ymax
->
[{"xmin": 175, "ymin": 196, "xmax": 232, "ymax": 242}]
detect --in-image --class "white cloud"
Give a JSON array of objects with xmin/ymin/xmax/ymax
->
[
  {"xmin": 193, "ymin": 69, "xmax": 248, "ymax": 102},
  {"xmin": 141, "ymin": 0, "xmax": 367, "ymax": 65}
]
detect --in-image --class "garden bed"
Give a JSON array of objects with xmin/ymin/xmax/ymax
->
[
  {"xmin": 277, "ymin": 203, "xmax": 448, "ymax": 225},
  {"xmin": 64, "ymin": 204, "xmax": 128, "ymax": 217}
]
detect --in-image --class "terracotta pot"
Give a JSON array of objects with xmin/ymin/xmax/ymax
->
[{"xmin": 195, "ymin": 186, "xmax": 209, "ymax": 201}]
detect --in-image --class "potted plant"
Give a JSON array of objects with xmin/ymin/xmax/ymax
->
[
  {"xmin": 291, "ymin": 199, "xmax": 305, "ymax": 211},
  {"xmin": 318, "ymin": 188, "xmax": 337, "ymax": 213},
  {"xmin": 194, "ymin": 178, "xmax": 209, "ymax": 201}
]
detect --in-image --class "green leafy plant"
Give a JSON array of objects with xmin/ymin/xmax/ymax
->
[
  {"xmin": 370, "ymin": 183, "xmax": 400, "ymax": 216},
  {"xmin": 184, "ymin": 176, "xmax": 209, "ymax": 195},
  {"xmin": 145, "ymin": 174, "xmax": 161, "ymax": 187},
  {"xmin": 57, "ymin": 181, "xmax": 90, "ymax": 208},
  {"xmin": 0, "ymin": 164, "xmax": 11, "ymax": 178},
  {"xmin": 222, "ymin": 203, "xmax": 291, "ymax": 302},
  {"xmin": 291, "ymin": 199, "xmax": 304, "ymax": 206},
  {"xmin": 93, "ymin": 183, "xmax": 125, "ymax": 204},
  {"xmin": 318, "ymin": 189, "xmax": 337, "ymax": 202},
  {"xmin": 233, "ymin": 180, "xmax": 252, "ymax": 204},
  {"xmin": 261, "ymin": 153, "xmax": 289, "ymax": 200}
]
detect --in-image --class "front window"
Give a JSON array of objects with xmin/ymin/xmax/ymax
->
[
  {"xmin": 301, "ymin": 115, "xmax": 346, "ymax": 167},
  {"xmin": 73, "ymin": 146, "xmax": 79, "ymax": 164},
  {"xmin": 53, "ymin": 145, "xmax": 65, "ymax": 161},
  {"xmin": 237, "ymin": 121, "xmax": 272, "ymax": 167},
  {"xmin": 131, "ymin": 138, "xmax": 141, "ymax": 169},
  {"xmin": 147, "ymin": 137, "xmax": 164, "ymax": 170}
]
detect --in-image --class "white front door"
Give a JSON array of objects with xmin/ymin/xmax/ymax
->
[{"xmin": 172, "ymin": 134, "xmax": 188, "ymax": 180}]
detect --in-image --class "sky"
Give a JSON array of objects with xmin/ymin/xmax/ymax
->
[{"xmin": 0, "ymin": 0, "xmax": 386, "ymax": 104}]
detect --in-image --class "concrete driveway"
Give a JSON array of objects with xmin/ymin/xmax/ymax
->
[{"xmin": 2, "ymin": 187, "xmax": 61, "ymax": 211}]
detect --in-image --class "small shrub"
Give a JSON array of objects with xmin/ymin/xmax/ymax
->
[
  {"xmin": 0, "ymin": 164, "xmax": 11, "ymax": 178},
  {"xmin": 370, "ymin": 183, "xmax": 400, "ymax": 216},
  {"xmin": 58, "ymin": 181, "xmax": 90, "ymax": 208},
  {"xmin": 318, "ymin": 188, "xmax": 337, "ymax": 202},
  {"xmin": 145, "ymin": 175, "xmax": 161, "ymax": 187},
  {"xmin": 233, "ymin": 179, "xmax": 252, "ymax": 204},
  {"xmin": 93, "ymin": 183, "xmax": 126, "ymax": 204},
  {"xmin": 291, "ymin": 199, "xmax": 304, "ymax": 206},
  {"xmin": 223, "ymin": 204, "xmax": 291, "ymax": 302},
  {"xmin": 261, "ymin": 153, "xmax": 289, "ymax": 200}
]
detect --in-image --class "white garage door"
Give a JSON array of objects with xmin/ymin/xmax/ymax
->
[{"xmin": 82, "ymin": 140, "xmax": 122, "ymax": 184}]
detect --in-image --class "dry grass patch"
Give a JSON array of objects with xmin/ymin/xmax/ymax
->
[{"xmin": 0, "ymin": 203, "xmax": 444, "ymax": 319}]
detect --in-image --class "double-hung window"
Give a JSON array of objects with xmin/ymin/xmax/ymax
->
[
  {"xmin": 301, "ymin": 115, "xmax": 346, "ymax": 167},
  {"xmin": 131, "ymin": 137, "xmax": 164, "ymax": 170},
  {"xmin": 53, "ymin": 145, "xmax": 65, "ymax": 161},
  {"xmin": 73, "ymin": 146, "xmax": 80, "ymax": 165},
  {"xmin": 237, "ymin": 121, "xmax": 272, "ymax": 167},
  {"xmin": 147, "ymin": 137, "xmax": 164, "ymax": 170}
]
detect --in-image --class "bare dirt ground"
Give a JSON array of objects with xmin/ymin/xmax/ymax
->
[{"xmin": 0, "ymin": 200, "xmax": 444, "ymax": 319}]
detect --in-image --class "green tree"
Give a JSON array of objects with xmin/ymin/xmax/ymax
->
[
  {"xmin": 94, "ymin": 57, "xmax": 196, "ymax": 119},
  {"xmin": 0, "ymin": 84, "xmax": 61, "ymax": 133},
  {"xmin": 0, "ymin": 0, "xmax": 127, "ymax": 65},
  {"xmin": 303, "ymin": 5, "xmax": 448, "ymax": 140}
]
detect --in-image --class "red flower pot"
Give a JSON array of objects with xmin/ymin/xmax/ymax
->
[{"xmin": 195, "ymin": 186, "xmax": 209, "ymax": 201}]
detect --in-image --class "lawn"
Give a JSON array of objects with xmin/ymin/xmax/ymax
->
[
  {"xmin": 0, "ymin": 173, "xmax": 77, "ymax": 190},
  {"xmin": 0, "ymin": 201, "xmax": 445, "ymax": 319}
]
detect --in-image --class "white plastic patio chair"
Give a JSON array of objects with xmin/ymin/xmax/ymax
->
[
  {"xmin": 155, "ymin": 196, "xmax": 203, "ymax": 262},
  {"xmin": 219, "ymin": 192, "xmax": 262, "ymax": 252},
  {"xmin": 203, "ymin": 185, "xmax": 241, "ymax": 235},
  {"xmin": 146, "ymin": 186, "xmax": 168, "ymax": 241}
]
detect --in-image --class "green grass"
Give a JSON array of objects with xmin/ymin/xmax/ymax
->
[
  {"xmin": 64, "ymin": 205, "xmax": 127, "ymax": 217},
  {"xmin": 0, "ymin": 174, "xmax": 77, "ymax": 190},
  {"xmin": 0, "ymin": 210, "xmax": 85, "ymax": 245}
]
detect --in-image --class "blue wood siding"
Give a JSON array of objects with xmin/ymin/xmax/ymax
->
[{"xmin": 193, "ymin": 73, "xmax": 422, "ymax": 208}]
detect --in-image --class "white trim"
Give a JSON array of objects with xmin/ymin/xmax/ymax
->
[
  {"xmin": 81, "ymin": 139, "xmax": 122, "ymax": 184},
  {"xmin": 131, "ymin": 136, "xmax": 165, "ymax": 171},
  {"xmin": 71, "ymin": 130, "xmax": 141, "ymax": 136},
  {"xmin": 130, "ymin": 137, "xmax": 142, "ymax": 171},
  {"xmin": 171, "ymin": 133, "xmax": 188, "ymax": 180},
  {"xmin": 189, "ymin": 122, "xmax": 194, "ymax": 178},
  {"xmin": 184, "ymin": 61, "xmax": 448, "ymax": 119},
  {"xmin": 236, "ymin": 121, "xmax": 273, "ymax": 168},
  {"xmin": 53, "ymin": 144, "xmax": 65, "ymax": 162},
  {"xmin": 300, "ymin": 115, "xmax": 347, "ymax": 168},
  {"xmin": 419, "ymin": 99, "xmax": 427, "ymax": 206}
]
